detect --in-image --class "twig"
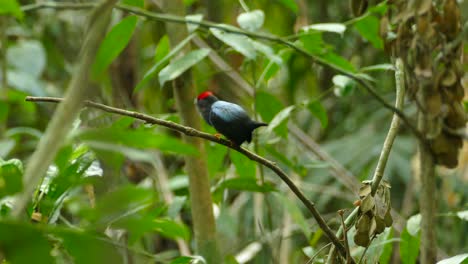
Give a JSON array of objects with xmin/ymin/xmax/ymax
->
[
  {"xmin": 20, "ymin": 2, "xmax": 423, "ymax": 142},
  {"xmin": 357, "ymin": 234, "xmax": 376, "ymax": 264},
  {"xmin": 306, "ymin": 242, "xmax": 332, "ymax": 264},
  {"xmin": 25, "ymin": 95, "xmax": 350, "ymax": 260},
  {"xmin": 370, "ymin": 58, "xmax": 406, "ymax": 195},
  {"xmin": 11, "ymin": 0, "xmax": 118, "ymax": 218},
  {"xmin": 338, "ymin": 210, "xmax": 351, "ymax": 264}
]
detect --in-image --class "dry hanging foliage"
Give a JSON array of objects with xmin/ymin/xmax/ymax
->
[{"xmin": 381, "ymin": 0, "xmax": 465, "ymax": 168}]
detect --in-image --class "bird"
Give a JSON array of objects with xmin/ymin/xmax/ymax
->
[{"xmin": 196, "ymin": 91, "xmax": 268, "ymax": 146}]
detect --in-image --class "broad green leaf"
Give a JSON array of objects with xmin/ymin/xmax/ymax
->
[
  {"xmin": 400, "ymin": 228, "xmax": 420, "ymax": 264},
  {"xmin": 255, "ymin": 91, "xmax": 284, "ymax": 122},
  {"xmin": 154, "ymin": 35, "xmax": 170, "ymax": 63},
  {"xmin": 250, "ymin": 40, "xmax": 282, "ymax": 65},
  {"xmin": 92, "ymin": 16, "xmax": 138, "ymax": 78},
  {"xmin": 277, "ymin": 0, "xmax": 298, "ymax": 14},
  {"xmin": 7, "ymin": 40, "xmax": 46, "ymax": 77},
  {"xmin": 171, "ymin": 256, "xmax": 206, "ymax": 264},
  {"xmin": 0, "ymin": 0, "xmax": 23, "ymax": 19},
  {"xmin": 56, "ymin": 229, "xmax": 123, "ymax": 264},
  {"xmin": 210, "ymin": 27, "xmax": 256, "ymax": 59},
  {"xmin": 136, "ymin": 33, "xmax": 193, "ymax": 92},
  {"xmin": 267, "ymin": 105, "xmax": 295, "ymax": 137},
  {"xmin": 307, "ymin": 101, "xmax": 328, "ymax": 129},
  {"xmin": 354, "ymin": 15, "xmax": 383, "ymax": 49},
  {"xmin": 83, "ymin": 185, "xmax": 154, "ymax": 226},
  {"xmin": 77, "ymin": 128, "xmax": 198, "ymax": 155},
  {"xmin": 299, "ymin": 33, "xmax": 325, "ymax": 54},
  {"xmin": 159, "ymin": 49, "xmax": 210, "ymax": 86},
  {"xmin": 456, "ymin": 210, "xmax": 468, "ymax": 221},
  {"xmin": 437, "ymin": 254, "xmax": 468, "ymax": 264},
  {"xmin": 121, "ymin": 0, "xmax": 144, "ymax": 7},
  {"xmin": 0, "ymin": 159, "xmax": 23, "ymax": 198},
  {"xmin": 0, "ymin": 221, "xmax": 54, "ymax": 264},
  {"xmin": 332, "ymin": 75, "xmax": 356, "ymax": 97},
  {"xmin": 302, "ymin": 23, "xmax": 346, "ymax": 35},
  {"xmin": 153, "ymin": 218, "xmax": 191, "ymax": 241},
  {"xmin": 406, "ymin": 214, "xmax": 421, "ymax": 236},
  {"xmin": 273, "ymin": 193, "xmax": 311, "ymax": 237},
  {"xmin": 318, "ymin": 52, "xmax": 356, "ymax": 73},
  {"xmin": 360, "ymin": 64, "xmax": 394, "ymax": 72},
  {"xmin": 379, "ymin": 228, "xmax": 394, "ymax": 264},
  {"xmin": 231, "ymin": 151, "xmax": 255, "ymax": 179},
  {"xmin": 206, "ymin": 142, "xmax": 228, "ymax": 177},
  {"xmin": 215, "ymin": 178, "xmax": 275, "ymax": 194},
  {"xmin": 186, "ymin": 14, "xmax": 204, "ymax": 33},
  {"xmin": 237, "ymin": 10, "xmax": 265, "ymax": 31}
]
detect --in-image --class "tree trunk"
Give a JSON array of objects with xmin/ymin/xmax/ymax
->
[{"xmin": 161, "ymin": 1, "xmax": 220, "ymax": 262}]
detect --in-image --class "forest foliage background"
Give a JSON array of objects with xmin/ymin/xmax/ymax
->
[{"xmin": 0, "ymin": 0, "xmax": 467, "ymax": 263}]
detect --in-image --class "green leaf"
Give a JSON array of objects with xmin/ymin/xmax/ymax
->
[
  {"xmin": 302, "ymin": 23, "xmax": 347, "ymax": 35},
  {"xmin": 354, "ymin": 15, "xmax": 383, "ymax": 49},
  {"xmin": 237, "ymin": 10, "xmax": 265, "ymax": 31},
  {"xmin": 7, "ymin": 40, "xmax": 46, "ymax": 77},
  {"xmin": 307, "ymin": 101, "xmax": 328, "ymax": 129},
  {"xmin": 277, "ymin": 0, "xmax": 298, "ymax": 14},
  {"xmin": 299, "ymin": 33, "xmax": 325, "ymax": 54},
  {"xmin": 186, "ymin": 14, "xmax": 204, "ymax": 33},
  {"xmin": 84, "ymin": 185, "xmax": 155, "ymax": 226},
  {"xmin": 379, "ymin": 228, "xmax": 394, "ymax": 264},
  {"xmin": 231, "ymin": 151, "xmax": 256, "ymax": 179},
  {"xmin": 360, "ymin": 64, "xmax": 394, "ymax": 72},
  {"xmin": 0, "ymin": 0, "xmax": 23, "ymax": 19},
  {"xmin": 0, "ymin": 221, "xmax": 54, "ymax": 264},
  {"xmin": 171, "ymin": 256, "xmax": 206, "ymax": 264},
  {"xmin": 159, "ymin": 49, "xmax": 210, "ymax": 86},
  {"xmin": 456, "ymin": 210, "xmax": 468, "ymax": 221},
  {"xmin": 400, "ymin": 228, "xmax": 420, "ymax": 264},
  {"xmin": 92, "ymin": 16, "xmax": 138, "ymax": 78},
  {"xmin": 437, "ymin": 254, "xmax": 468, "ymax": 264},
  {"xmin": 332, "ymin": 75, "xmax": 356, "ymax": 97},
  {"xmin": 154, "ymin": 35, "xmax": 170, "ymax": 63},
  {"xmin": 77, "ymin": 127, "xmax": 198, "ymax": 155},
  {"xmin": 0, "ymin": 158, "xmax": 23, "ymax": 198},
  {"xmin": 56, "ymin": 229, "xmax": 123, "ymax": 264},
  {"xmin": 251, "ymin": 40, "xmax": 282, "ymax": 65},
  {"xmin": 255, "ymin": 91, "xmax": 284, "ymax": 122},
  {"xmin": 273, "ymin": 193, "xmax": 311, "ymax": 237},
  {"xmin": 121, "ymin": 0, "xmax": 144, "ymax": 7},
  {"xmin": 406, "ymin": 214, "xmax": 421, "ymax": 236},
  {"xmin": 267, "ymin": 105, "xmax": 295, "ymax": 138},
  {"xmin": 210, "ymin": 27, "xmax": 256, "ymax": 59},
  {"xmin": 153, "ymin": 218, "xmax": 191, "ymax": 241},
  {"xmin": 318, "ymin": 52, "xmax": 356, "ymax": 73},
  {"xmin": 135, "ymin": 33, "xmax": 193, "ymax": 93}
]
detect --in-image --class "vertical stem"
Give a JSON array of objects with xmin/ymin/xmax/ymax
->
[
  {"xmin": 0, "ymin": 17, "xmax": 7, "ymax": 99},
  {"xmin": 418, "ymin": 113, "xmax": 437, "ymax": 263},
  {"xmin": 161, "ymin": 1, "xmax": 220, "ymax": 262}
]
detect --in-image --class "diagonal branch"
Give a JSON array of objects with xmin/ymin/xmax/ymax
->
[
  {"xmin": 20, "ymin": 1, "xmax": 423, "ymax": 142},
  {"xmin": 25, "ymin": 95, "xmax": 350, "ymax": 261}
]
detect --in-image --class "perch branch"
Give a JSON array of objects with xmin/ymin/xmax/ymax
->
[
  {"xmin": 20, "ymin": 2, "xmax": 423, "ymax": 142},
  {"xmin": 25, "ymin": 96, "xmax": 350, "ymax": 260}
]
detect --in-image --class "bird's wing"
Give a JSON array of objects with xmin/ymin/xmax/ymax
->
[{"xmin": 209, "ymin": 101, "xmax": 249, "ymax": 123}]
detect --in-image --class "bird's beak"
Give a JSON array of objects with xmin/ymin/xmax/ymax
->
[{"xmin": 193, "ymin": 98, "xmax": 197, "ymax": 105}]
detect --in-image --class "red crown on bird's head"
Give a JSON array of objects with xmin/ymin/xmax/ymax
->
[{"xmin": 197, "ymin": 91, "xmax": 214, "ymax": 100}]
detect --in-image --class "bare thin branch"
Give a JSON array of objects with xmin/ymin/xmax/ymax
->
[{"xmin": 25, "ymin": 96, "xmax": 350, "ymax": 260}]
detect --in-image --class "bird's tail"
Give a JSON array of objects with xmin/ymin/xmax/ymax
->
[{"xmin": 252, "ymin": 121, "xmax": 268, "ymax": 129}]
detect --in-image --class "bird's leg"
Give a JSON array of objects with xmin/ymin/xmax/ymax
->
[{"xmin": 214, "ymin": 133, "xmax": 222, "ymax": 139}]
